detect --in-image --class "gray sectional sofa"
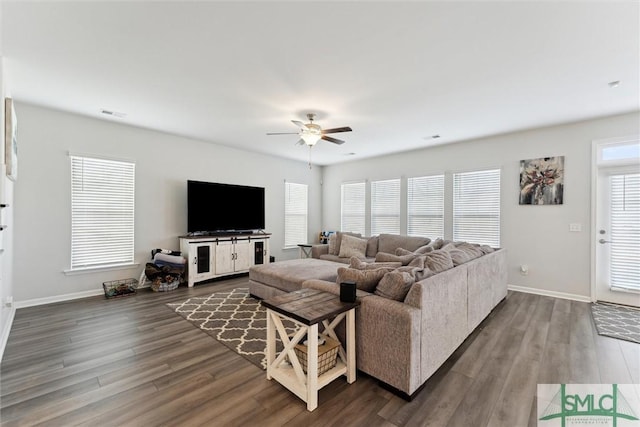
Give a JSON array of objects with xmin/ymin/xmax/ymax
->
[{"xmin": 248, "ymin": 233, "xmax": 507, "ymax": 398}]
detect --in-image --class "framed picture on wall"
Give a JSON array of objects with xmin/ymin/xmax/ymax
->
[
  {"xmin": 4, "ymin": 98, "xmax": 17, "ymax": 182},
  {"xmin": 519, "ymin": 156, "xmax": 564, "ymax": 205}
]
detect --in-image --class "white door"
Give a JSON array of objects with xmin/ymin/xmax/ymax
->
[{"xmin": 594, "ymin": 138, "xmax": 640, "ymax": 306}]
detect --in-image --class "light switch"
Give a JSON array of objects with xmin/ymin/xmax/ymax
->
[{"xmin": 569, "ymin": 223, "xmax": 582, "ymax": 232}]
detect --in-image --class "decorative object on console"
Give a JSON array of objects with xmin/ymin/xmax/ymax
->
[
  {"xmin": 519, "ymin": 156, "xmax": 564, "ymax": 205},
  {"xmin": 4, "ymin": 98, "xmax": 17, "ymax": 182},
  {"xmin": 318, "ymin": 230, "xmax": 335, "ymax": 244},
  {"xmin": 340, "ymin": 280, "xmax": 357, "ymax": 302}
]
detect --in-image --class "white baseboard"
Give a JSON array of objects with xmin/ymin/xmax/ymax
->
[
  {"xmin": 0, "ymin": 306, "xmax": 16, "ymax": 362},
  {"xmin": 15, "ymin": 289, "xmax": 105, "ymax": 309},
  {"xmin": 508, "ymin": 284, "xmax": 592, "ymax": 303}
]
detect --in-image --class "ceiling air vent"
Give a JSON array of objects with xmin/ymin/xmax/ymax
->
[{"xmin": 100, "ymin": 109, "xmax": 127, "ymax": 118}]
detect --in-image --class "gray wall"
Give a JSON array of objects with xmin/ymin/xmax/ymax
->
[
  {"xmin": 13, "ymin": 102, "xmax": 322, "ymax": 302},
  {"xmin": 321, "ymin": 112, "xmax": 640, "ymax": 299},
  {"xmin": 8, "ymin": 101, "xmax": 640, "ymax": 304}
]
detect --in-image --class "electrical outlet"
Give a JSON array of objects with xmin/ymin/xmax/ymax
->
[
  {"xmin": 569, "ymin": 223, "xmax": 582, "ymax": 232},
  {"xmin": 520, "ymin": 265, "xmax": 529, "ymax": 276}
]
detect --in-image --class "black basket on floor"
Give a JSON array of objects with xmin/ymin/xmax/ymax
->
[{"xmin": 103, "ymin": 278, "xmax": 138, "ymax": 299}]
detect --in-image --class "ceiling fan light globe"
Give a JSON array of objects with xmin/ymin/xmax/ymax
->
[{"xmin": 301, "ymin": 133, "xmax": 321, "ymax": 146}]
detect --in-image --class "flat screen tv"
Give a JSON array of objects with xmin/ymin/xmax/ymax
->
[{"xmin": 187, "ymin": 180, "xmax": 265, "ymax": 234}]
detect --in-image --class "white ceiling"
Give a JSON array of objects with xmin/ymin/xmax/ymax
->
[{"xmin": 2, "ymin": 1, "xmax": 638, "ymax": 166}]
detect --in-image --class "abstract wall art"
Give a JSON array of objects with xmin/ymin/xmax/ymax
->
[{"xmin": 519, "ymin": 156, "xmax": 564, "ymax": 205}]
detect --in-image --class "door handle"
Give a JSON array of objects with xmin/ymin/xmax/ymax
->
[{"xmin": 599, "ymin": 239, "xmax": 612, "ymax": 244}]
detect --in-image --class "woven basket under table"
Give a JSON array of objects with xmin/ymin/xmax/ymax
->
[{"xmin": 294, "ymin": 335, "xmax": 340, "ymax": 376}]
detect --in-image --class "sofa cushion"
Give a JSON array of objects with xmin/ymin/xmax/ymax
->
[
  {"xmin": 395, "ymin": 244, "xmax": 433, "ymax": 256},
  {"xmin": 411, "ymin": 249, "xmax": 454, "ymax": 274},
  {"xmin": 339, "ymin": 234, "xmax": 368, "ymax": 258},
  {"xmin": 249, "ymin": 258, "xmax": 340, "ymax": 293},
  {"xmin": 454, "ymin": 242, "xmax": 485, "ymax": 258},
  {"xmin": 378, "ymin": 234, "xmax": 431, "ymax": 254},
  {"xmin": 336, "ymin": 266, "xmax": 394, "ymax": 292},
  {"xmin": 375, "ymin": 271, "xmax": 415, "ymax": 301},
  {"xmin": 440, "ymin": 244, "xmax": 474, "ymax": 266},
  {"xmin": 332, "ymin": 231, "xmax": 362, "ymax": 255},
  {"xmin": 349, "ymin": 257, "xmax": 402, "ymax": 270},
  {"xmin": 375, "ymin": 252, "xmax": 417, "ymax": 266},
  {"xmin": 366, "ymin": 236, "xmax": 379, "ymax": 258},
  {"xmin": 328, "ymin": 233, "xmax": 338, "ymax": 255}
]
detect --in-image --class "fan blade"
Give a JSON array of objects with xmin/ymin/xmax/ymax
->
[
  {"xmin": 295, "ymin": 139, "xmax": 305, "ymax": 146},
  {"xmin": 266, "ymin": 132, "xmax": 300, "ymax": 135},
  {"xmin": 292, "ymin": 120, "xmax": 308, "ymax": 130},
  {"xmin": 322, "ymin": 126, "xmax": 352, "ymax": 134},
  {"xmin": 321, "ymin": 135, "xmax": 345, "ymax": 145}
]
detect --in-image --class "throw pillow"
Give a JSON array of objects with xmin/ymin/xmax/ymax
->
[
  {"xmin": 478, "ymin": 245, "xmax": 495, "ymax": 254},
  {"xmin": 414, "ymin": 244, "xmax": 434, "ymax": 255},
  {"xmin": 328, "ymin": 233, "xmax": 338, "ymax": 255},
  {"xmin": 441, "ymin": 243, "xmax": 473, "ymax": 266},
  {"xmin": 396, "ymin": 245, "xmax": 433, "ymax": 256},
  {"xmin": 375, "ymin": 271, "xmax": 416, "ymax": 301},
  {"xmin": 395, "ymin": 247, "xmax": 413, "ymax": 256},
  {"xmin": 339, "ymin": 234, "xmax": 367, "ymax": 258},
  {"xmin": 349, "ymin": 257, "xmax": 402, "ymax": 270},
  {"xmin": 454, "ymin": 242, "xmax": 485, "ymax": 259},
  {"xmin": 375, "ymin": 252, "xmax": 417, "ymax": 266},
  {"xmin": 422, "ymin": 249, "xmax": 454, "ymax": 273},
  {"xmin": 366, "ymin": 236, "xmax": 379, "ymax": 258},
  {"xmin": 336, "ymin": 266, "xmax": 394, "ymax": 292},
  {"xmin": 427, "ymin": 238, "xmax": 448, "ymax": 251},
  {"xmin": 334, "ymin": 231, "xmax": 362, "ymax": 256}
]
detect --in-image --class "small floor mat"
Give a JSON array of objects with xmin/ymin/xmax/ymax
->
[{"xmin": 591, "ymin": 302, "xmax": 640, "ymax": 344}]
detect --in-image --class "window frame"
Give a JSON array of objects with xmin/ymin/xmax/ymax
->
[
  {"xmin": 68, "ymin": 154, "xmax": 136, "ymax": 272},
  {"xmin": 284, "ymin": 181, "xmax": 308, "ymax": 248}
]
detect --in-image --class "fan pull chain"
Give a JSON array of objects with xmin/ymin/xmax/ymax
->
[{"xmin": 308, "ymin": 146, "xmax": 312, "ymax": 169}]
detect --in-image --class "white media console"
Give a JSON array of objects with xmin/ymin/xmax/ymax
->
[{"xmin": 179, "ymin": 233, "xmax": 271, "ymax": 287}]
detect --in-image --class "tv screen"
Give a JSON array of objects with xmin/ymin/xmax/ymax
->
[{"xmin": 187, "ymin": 180, "xmax": 265, "ymax": 233}]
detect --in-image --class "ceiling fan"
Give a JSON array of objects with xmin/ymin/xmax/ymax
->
[{"xmin": 267, "ymin": 113, "xmax": 352, "ymax": 146}]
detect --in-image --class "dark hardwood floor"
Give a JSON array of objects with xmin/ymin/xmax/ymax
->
[{"xmin": 1, "ymin": 275, "xmax": 638, "ymax": 426}]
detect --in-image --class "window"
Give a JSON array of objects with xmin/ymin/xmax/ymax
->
[
  {"xmin": 70, "ymin": 155, "xmax": 135, "ymax": 270},
  {"xmin": 341, "ymin": 181, "xmax": 365, "ymax": 235},
  {"xmin": 453, "ymin": 169, "xmax": 501, "ymax": 247},
  {"xmin": 407, "ymin": 175, "xmax": 444, "ymax": 238},
  {"xmin": 284, "ymin": 182, "xmax": 308, "ymax": 248},
  {"xmin": 371, "ymin": 178, "xmax": 400, "ymax": 235}
]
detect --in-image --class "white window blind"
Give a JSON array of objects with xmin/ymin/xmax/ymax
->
[
  {"xmin": 70, "ymin": 155, "xmax": 135, "ymax": 269},
  {"xmin": 407, "ymin": 175, "xmax": 444, "ymax": 238},
  {"xmin": 341, "ymin": 181, "xmax": 365, "ymax": 235},
  {"xmin": 453, "ymin": 169, "xmax": 501, "ymax": 247},
  {"xmin": 371, "ymin": 178, "xmax": 400, "ymax": 235},
  {"xmin": 284, "ymin": 182, "xmax": 308, "ymax": 248},
  {"xmin": 609, "ymin": 173, "xmax": 640, "ymax": 291}
]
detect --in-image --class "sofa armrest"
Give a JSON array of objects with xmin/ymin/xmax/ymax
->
[
  {"xmin": 407, "ymin": 265, "xmax": 469, "ymax": 385},
  {"xmin": 358, "ymin": 295, "xmax": 422, "ymax": 395},
  {"xmin": 311, "ymin": 244, "xmax": 329, "ymax": 258}
]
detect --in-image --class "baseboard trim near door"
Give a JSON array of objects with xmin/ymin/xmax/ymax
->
[{"xmin": 508, "ymin": 284, "xmax": 592, "ymax": 303}]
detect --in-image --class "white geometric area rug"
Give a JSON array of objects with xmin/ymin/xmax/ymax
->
[
  {"xmin": 591, "ymin": 302, "xmax": 640, "ymax": 344},
  {"xmin": 167, "ymin": 287, "xmax": 296, "ymax": 369}
]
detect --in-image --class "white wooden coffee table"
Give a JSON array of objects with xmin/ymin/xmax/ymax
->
[{"xmin": 262, "ymin": 288, "xmax": 359, "ymax": 411}]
